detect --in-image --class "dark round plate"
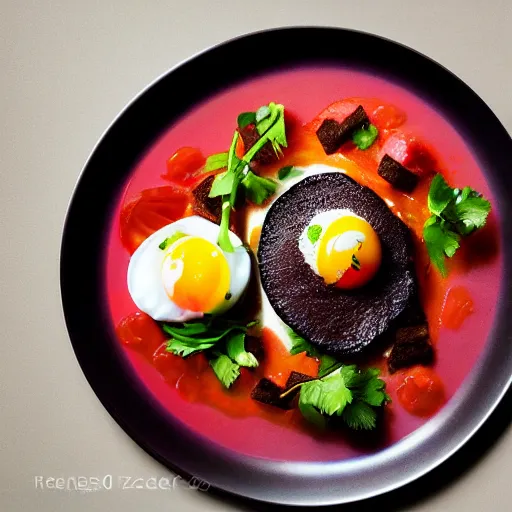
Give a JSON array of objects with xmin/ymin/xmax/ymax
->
[{"xmin": 60, "ymin": 27, "xmax": 512, "ymax": 506}]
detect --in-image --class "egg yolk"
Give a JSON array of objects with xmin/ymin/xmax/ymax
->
[
  {"xmin": 161, "ymin": 237, "xmax": 230, "ymax": 313},
  {"xmin": 317, "ymin": 216, "xmax": 382, "ymax": 289}
]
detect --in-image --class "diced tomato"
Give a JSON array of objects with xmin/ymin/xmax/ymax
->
[
  {"xmin": 162, "ymin": 147, "xmax": 206, "ymax": 187},
  {"xmin": 116, "ymin": 311, "xmax": 165, "ymax": 360},
  {"xmin": 379, "ymin": 131, "xmax": 437, "ymax": 177},
  {"xmin": 305, "ymin": 98, "xmax": 406, "ymax": 133},
  {"xmin": 152, "ymin": 342, "xmax": 188, "ymax": 381},
  {"xmin": 120, "ymin": 186, "xmax": 192, "ymax": 254},
  {"xmin": 440, "ymin": 286, "xmax": 474, "ymax": 330},
  {"xmin": 396, "ymin": 366, "xmax": 445, "ymax": 417}
]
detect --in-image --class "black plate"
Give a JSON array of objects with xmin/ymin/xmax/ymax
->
[{"xmin": 60, "ymin": 27, "xmax": 512, "ymax": 506}]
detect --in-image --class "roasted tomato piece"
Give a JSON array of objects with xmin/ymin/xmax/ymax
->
[
  {"xmin": 306, "ymin": 98, "xmax": 406, "ymax": 133},
  {"xmin": 379, "ymin": 131, "xmax": 437, "ymax": 177},
  {"xmin": 162, "ymin": 147, "xmax": 206, "ymax": 187},
  {"xmin": 120, "ymin": 186, "xmax": 191, "ymax": 254}
]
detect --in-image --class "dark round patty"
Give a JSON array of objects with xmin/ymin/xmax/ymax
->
[{"xmin": 258, "ymin": 172, "xmax": 417, "ymax": 356}]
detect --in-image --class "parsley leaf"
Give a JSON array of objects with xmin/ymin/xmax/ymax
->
[
  {"xmin": 352, "ymin": 124, "xmax": 379, "ymax": 150},
  {"xmin": 423, "ymin": 217, "xmax": 460, "ymax": 277},
  {"xmin": 427, "ymin": 174, "xmax": 454, "ymax": 216},
  {"xmin": 237, "ymin": 112, "xmax": 256, "ymax": 129},
  {"xmin": 299, "ymin": 370, "xmax": 353, "ymax": 416},
  {"xmin": 159, "ymin": 232, "xmax": 187, "ymax": 250},
  {"xmin": 423, "ymin": 174, "xmax": 491, "ymax": 276},
  {"xmin": 298, "ymin": 365, "xmax": 389, "ymax": 430},
  {"xmin": 307, "ymin": 224, "xmax": 322, "ymax": 244},
  {"xmin": 278, "ymin": 166, "xmax": 303, "ymax": 181},
  {"xmin": 241, "ymin": 171, "xmax": 277, "ymax": 205},
  {"xmin": 210, "ymin": 354, "xmax": 240, "ymax": 389},
  {"xmin": 226, "ymin": 331, "xmax": 258, "ymax": 368},
  {"xmin": 342, "ymin": 401, "xmax": 377, "ymax": 430},
  {"xmin": 167, "ymin": 339, "xmax": 216, "ymax": 357},
  {"xmin": 204, "ymin": 152, "xmax": 228, "ymax": 172},
  {"xmin": 298, "ymin": 401, "xmax": 327, "ymax": 429}
]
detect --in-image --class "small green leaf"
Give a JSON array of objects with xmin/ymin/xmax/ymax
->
[
  {"xmin": 241, "ymin": 171, "xmax": 277, "ymax": 205},
  {"xmin": 352, "ymin": 124, "xmax": 379, "ymax": 150},
  {"xmin": 158, "ymin": 231, "xmax": 187, "ymax": 250},
  {"xmin": 226, "ymin": 331, "xmax": 258, "ymax": 368},
  {"xmin": 204, "ymin": 152, "xmax": 229, "ymax": 172},
  {"xmin": 342, "ymin": 401, "xmax": 377, "ymax": 430},
  {"xmin": 210, "ymin": 354, "xmax": 240, "ymax": 388},
  {"xmin": 209, "ymin": 171, "xmax": 235, "ymax": 198},
  {"xmin": 428, "ymin": 174, "xmax": 454, "ymax": 216},
  {"xmin": 237, "ymin": 112, "xmax": 256, "ymax": 129},
  {"xmin": 278, "ymin": 166, "xmax": 303, "ymax": 181},
  {"xmin": 298, "ymin": 401, "xmax": 327, "ymax": 429},
  {"xmin": 423, "ymin": 216, "xmax": 460, "ymax": 277},
  {"xmin": 166, "ymin": 339, "xmax": 215, "ymax": 357},
  {"xmin": 307, "ymin": 224, "xmax": 322, "ymax": 244}
]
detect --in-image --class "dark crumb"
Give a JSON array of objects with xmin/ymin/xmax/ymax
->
[
  {"xmin": 239, "ymin": 124, "xmax": 278, "ymax": 165},
  {"xmin": 316, "ymin": 105, "xmax": 370, "ymax": 154},
  {"xmin": 285, "ymin": 371, "xmax": 314, "ymax": 389},
  {"xmin": 316, "ymin": 119, "xmax": 344, "ymax": 154},
  {"xmin": 191, "ymin": 175, "xmax": 222, "ymax": 223},
  {"xmin": 250, "ymin": 378, "xmax": 292, "ymax": 409},
  {"xmin": 378, "ymin": 154, "xmax": 419, "ymax": 193},
  {"xmin": 387, "ymin": 324, "xmax": 434, "ymax": 373}
]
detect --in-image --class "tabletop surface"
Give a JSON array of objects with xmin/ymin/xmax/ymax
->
[{"xmin": 1, "ymin": 1, "xmax": 511, "ymax": 510}]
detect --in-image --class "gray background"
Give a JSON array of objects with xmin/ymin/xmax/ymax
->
[{"xmin": 1, "ymin": 0, "xmax": 511, "ymax": 510}]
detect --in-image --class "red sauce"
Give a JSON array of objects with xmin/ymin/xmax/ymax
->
[
  {"xmin": 396, "ymin": 366, "xmax": 445, "ymax": 417},
  {"xmin": 117, "ymin": 315, "xmax": 318, "ymax": 428},
  {"xmin": 441, "ymin": 286, "xmax": 474, "ymax": 330}
]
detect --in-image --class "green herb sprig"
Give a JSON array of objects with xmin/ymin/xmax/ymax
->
[
  {"xmin": 208, "ymin": 102, "xmax": 287, "ymax": 252},
  {"xmin": 163, "ymin": 317, "xmax": 258, "ymax": 388},
  {"xmin": 423, "ymin": 174, "xmax": 491, "ymax": 276}
]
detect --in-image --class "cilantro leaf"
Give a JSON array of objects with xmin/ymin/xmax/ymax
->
[
  {"xmin": 428, "ymin": 174, "xmax": 454, "ymax": 216},
  {"xmin": 278, "ymin": 166, "xmax": 303, "ymax": 181},
  {"xmin": 166, "ymin": 339, "xmax": 215, "ymax": 357},
  {"xmin": 241, "ymin": 171, "xmax": 277, "ymax": 205},
  {"xmin": 423, "ymin": 174, "xmax": 490, "ymax": 276},
  {"xmin": 453, "ymin": 195, "xmax": 491, "ymax": 236},
  {"xmin": 298, "ymin": 401, "xmax": 327, "ymax": 429},
  {"xmin": 237, "ymin": 112, "xmax": 256, "ymax": 129},
  {"xmin": 159, "ymin": 231, "xmax": 187, "ymax": 250},
  {"xmin": 342, "ymin": 401, "xmax": 377, "ymax": 430},
  {"xmin": 352, "ymin": 124, "xmax": 379, "ymax": 150},
  {"xmin": 226, "ymin": 331, "xmax": 258, "ymax": 368},
  {"xmin": 299, "ymin": 370, "xmax": 353, "ymax": 416},
  {"xmin": 209, "ymin": 170, "xmax": 236, "ymax": 198},
  {"xmin": 253, "ymin": 102, "xmax": 288, "ymax": 155},
  {"xmin": 423, "ymin": 216, "xmax": 460, "ymax": 277},
  {"xmin": 210, "ymin": 354, "xmax": 240, "ymax": 388},
  {"xmin": 204, "ymin": 152, "xmax": 228, "ymax": 172},
  {"xmin": 307, "ymin": 224, "xmax": 322, "ymax": 244},
  {"xmin": 298, "ymin": 364, "xmax": 389, "ymax": 431}
]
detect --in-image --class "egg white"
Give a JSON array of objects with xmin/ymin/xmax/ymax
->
[
  {"xmin": 298, "ymin": 209, "xmax": 364, "ymax": 276},
  {"xmin": 127, "ymin": 215, "xmax": 251, "ymax": 322}
]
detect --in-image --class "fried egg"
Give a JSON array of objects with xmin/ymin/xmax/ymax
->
[
  {"xmin": 127, "ymin": 216, "xmax": 251, "ymax": 322},
  {"xmin": 298, "ymin": 209, "xmax": 382, "ymax": 289}
]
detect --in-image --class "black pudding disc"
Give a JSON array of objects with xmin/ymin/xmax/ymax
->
[{"xmin": 258, "ymin": 172, "xmax": 417, "ymax": 356}]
